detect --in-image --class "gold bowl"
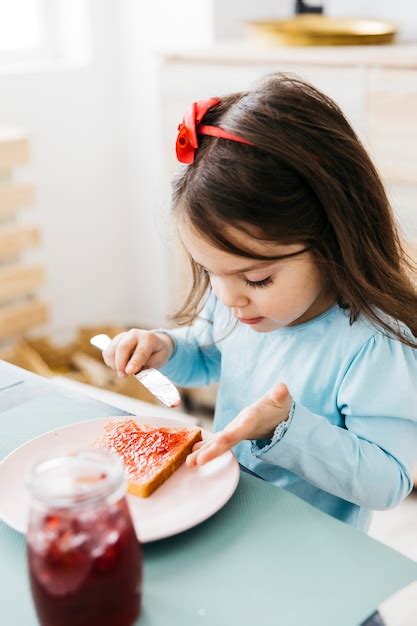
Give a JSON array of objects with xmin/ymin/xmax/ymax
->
[{"xmin": 245, "ymin": 15, "xmax": 397, "ymax": 46}]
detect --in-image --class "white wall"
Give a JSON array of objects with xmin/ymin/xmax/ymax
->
[
  {"xmin": 0, "ymin": 0, "xmax": 132, "ymax": 335},
  {"xmin": 119, "ymin": 1, "xmax": 216, "ymax": 328}
]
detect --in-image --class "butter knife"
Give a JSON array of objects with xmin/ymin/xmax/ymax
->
[{"xmin": 90, "ymin": 333, "xmax": 181, "ymax": 408}]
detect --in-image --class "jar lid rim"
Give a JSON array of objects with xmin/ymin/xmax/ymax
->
[{"xmin": 25, "ymin": 449, "xmax": 125, "ymax": 508}]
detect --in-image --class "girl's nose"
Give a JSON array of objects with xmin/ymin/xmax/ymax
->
[{"xmin": 214, "ymin": 281, "xmax": 250, "ymax": 309}]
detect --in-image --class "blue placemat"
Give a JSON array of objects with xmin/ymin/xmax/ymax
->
[
  {"xmin": 0, "ymin": 360, "xmax": 24, "ymax": 392},
  {"xmin": 0, "ymin": 390, "xmax": 416, "ymax": 626}
]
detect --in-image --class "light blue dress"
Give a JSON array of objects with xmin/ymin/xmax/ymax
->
[{"xmin": 159, "ymin": 293, "xmax": 417, "ymax": 530}]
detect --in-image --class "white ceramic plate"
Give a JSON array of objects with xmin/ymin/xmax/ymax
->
[{"xmin": 0, "ymin": 415, "xmax": 240, "ymax": 542}]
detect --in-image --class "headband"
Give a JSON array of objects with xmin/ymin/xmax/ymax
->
[{"xmin": 176, "ymin": 97, "xmax": 254, "ymax": 164}]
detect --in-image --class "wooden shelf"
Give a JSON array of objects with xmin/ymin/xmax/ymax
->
[
  {"xmin": 0, "ymin": 225, "xmax": 40, "ymax": 259},
  {"xmin": 0, "ymin": 263, "xmax": 45, "ymax": 302},
  {"xmin": 0, "ymin": 130, "xmax": 30, "ymax": 169},
  {"xmin": 0, "ymin": 182, "xmax": 36, "ymax": 219},
  {"xmin": 0, "ymin": 130, "xmax": 47, "ymax": 344},
  {"xmin": 0, "ymin": 299, "xmax": 48, "ymax": 340}
]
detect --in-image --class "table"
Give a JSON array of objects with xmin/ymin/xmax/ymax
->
[{"xmin": 1, "ymin": 361, "xmax": 416, "ymax": 626}]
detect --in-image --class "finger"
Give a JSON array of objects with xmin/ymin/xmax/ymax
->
[
  {"xmin": 187, "ymin": 445, "xmax": 212, "ymax": 467},
  {"xmin": 194, "ymin": 436, "xmax": 235, "ymax": 466},
  {"xmin": 125, "ymin": 338, "xmax": 153, "ymax": 375},
  {"xmin": 102, "ymin": 333, "xmax": 126, "ymax": 370},
  {"xmin": 196, "ymin": 431, "xmax": 235, "ymax": 454},
  {"xmin": 265, "ymin": 382, "xmax": 289, "ymax": 406},
  {"xmin": 185, "ymin": 439, "xmax": 213, "ymax": 467},
  {"xmin": 145, "ymin": 333, "xmax": 172, "ymax": 369},
  {"xmin": 191, "ymin": 440, "xmax": 206, "ymax": 452},
  {"xmin": 115, "ymin": 332, "xmax": 142, "ymax": 376},
  {"xmin": 187, "ymin": 432, "xmax": 236, "ymax": 467},
  {"xmin": 222, "ymin": 410, "xmax": 254, "ymax": 441}
]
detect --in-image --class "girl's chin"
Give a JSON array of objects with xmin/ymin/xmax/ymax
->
[
  {"xmin": 246, "ymin": 318, "xmax": 282, "ymax": 332},
  {"xmin": 249, "ymin": 316, "xmax": 303, "ymax": 332}
]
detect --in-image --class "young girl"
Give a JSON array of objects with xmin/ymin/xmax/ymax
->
[{"xmin": 103, "ymin": 73, "xmax": 417, "ymax": 536}]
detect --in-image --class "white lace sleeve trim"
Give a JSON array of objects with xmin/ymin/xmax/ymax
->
[{"xmin": 251, "ymin": 400, "xmax": 296, "ymax": 455}]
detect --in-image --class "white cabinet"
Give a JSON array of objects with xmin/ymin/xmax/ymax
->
[{"xmin": 368, "ymin": 68, "xmax": 417, "ymax": 185}]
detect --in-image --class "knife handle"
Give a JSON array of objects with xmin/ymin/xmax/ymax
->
[{"xmin": 90, "ymin": 334, "xmax": 112, "ymax": 352}]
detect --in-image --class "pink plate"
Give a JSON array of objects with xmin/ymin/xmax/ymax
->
[{"xmin": 0, "ymin": 415, "xmax": 240, "ymax": 542}]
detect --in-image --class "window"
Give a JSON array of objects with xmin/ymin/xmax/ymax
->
[
  {"xmin": 0, "ymin": 0, "xmax": 90, "ymax": 69},
  {"xmin": 0, "ymin": 0, "xmax": 43, "ymax": 50}
]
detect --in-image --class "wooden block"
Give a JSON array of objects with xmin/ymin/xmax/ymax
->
[
  {"xmin": 0, "ymin": 225, "xmax": 40, "ymax": 259},
  {"xmin": 70, "ymin": 351, "xmax": 114, "ymax": 387},
  {"xmin": 0, "ymin": 129, "xmax": 30, "ymax": 169},
  {"xmin": 25, "ymin": 336, "xmax": 76, "ymax": 370},
  {"xmin": 0, "ymin": 263, "xmax": 44, "ymax": 302},
  {"xmin": 76, "ymin": 325, "xmax": 125, "ymax": 359},
  {"xmin": 0, "ymin": 339, "xmax": 53, "ymax": 377},
  {"xmin": 110, "ymin": 376, "xmax": 158, "ymax": 405},
  {"xmin": 0, "ymin": 299, "xmax": 48, "ymax": 340},
  {"xmin": 0, "ymin": 182, "xmax": 36, "ymax": 218}
]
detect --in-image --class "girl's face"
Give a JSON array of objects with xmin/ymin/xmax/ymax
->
[{"xmin": 179, "ymin": 220, "xmax": 335, "ymax": 333}]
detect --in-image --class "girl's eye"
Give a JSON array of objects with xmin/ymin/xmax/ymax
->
[{"xmin": 245, "ymin": 276, "xmax": 273, "ymax": 289}]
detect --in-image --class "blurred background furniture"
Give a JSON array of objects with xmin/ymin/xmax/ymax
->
[{"xmin": 0, "ymin": 130, "xmax": 47, "ymax": 344}]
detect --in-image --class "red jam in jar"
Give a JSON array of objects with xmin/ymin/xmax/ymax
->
[{"xmin": 26, "ymin": 450, "xmax": 142, "ymax": 626}]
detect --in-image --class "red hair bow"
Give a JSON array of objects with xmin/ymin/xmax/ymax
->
[{"xmin": 176, "ymin": 97, "xmax": 254, "ymax": 164}]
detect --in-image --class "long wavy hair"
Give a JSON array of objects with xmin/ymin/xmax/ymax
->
[{"xmin": 171, "ymin": 73, "xmax": 417, "ymax": 348}]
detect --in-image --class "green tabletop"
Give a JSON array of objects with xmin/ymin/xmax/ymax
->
[{"xmin": 1, "ymin": 361, "xmax": 416, "ymax": 626}]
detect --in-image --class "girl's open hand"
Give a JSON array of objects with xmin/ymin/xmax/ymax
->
[{"xmin": 186, "ymin": 383, "xmax": 292, "ymax": 468}]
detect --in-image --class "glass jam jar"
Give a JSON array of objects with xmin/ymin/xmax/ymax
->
[{"xmin": 26, "ymin": 450, "xmax": 142, "ymax": 626}]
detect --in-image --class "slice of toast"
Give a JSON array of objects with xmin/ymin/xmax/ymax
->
[{"xmin": 95, "ymin": 418, "xmax": 202, "ymax": 497}]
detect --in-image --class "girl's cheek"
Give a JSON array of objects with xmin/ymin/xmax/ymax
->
[
  {"xmin": 209, "ymin": 276, "xmax": 218, "ymax": 294},
  {"xmin": 209, "ymin": 279, "xmax": 224, "ymax": 303}
]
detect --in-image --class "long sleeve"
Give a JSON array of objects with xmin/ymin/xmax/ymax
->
[
  {"xmin": 252, "ymin": 333, "xmax": 417, "ymax": 510},
  {"xmin": 157, "ymin": 292, "xmax": 221, "ymax": 388}
]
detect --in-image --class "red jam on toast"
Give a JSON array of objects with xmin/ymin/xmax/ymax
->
[{"xmin": 95, "ymin": 418, "xmax": 202, "ymax": 497}]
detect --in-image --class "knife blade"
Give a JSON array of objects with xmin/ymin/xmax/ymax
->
[{"xmin": 90, "ymin": 334, "xmax": 181, "ymax": 408}]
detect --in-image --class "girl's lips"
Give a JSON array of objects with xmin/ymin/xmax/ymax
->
[{"xmin": 237, "ymin": 316, "xmax": 265, "ymax": 325}]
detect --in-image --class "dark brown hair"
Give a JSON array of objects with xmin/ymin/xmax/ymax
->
[{"xmin": 171, "ymin": 73, "xmax": 417, "ymax": 348}]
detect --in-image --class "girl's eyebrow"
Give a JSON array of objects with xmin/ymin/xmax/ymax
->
[
  {"xmin": 223, "ymin": 248, "xmax": 311, "ymax": 275},
  {"xmin": 225, "ymin": 261, "xmax": 275, "ymax": 275},
  {"xmin": 197, "ymin": 260, "xmax": 275, "ymax": 276},
  {"xmin": 197, "ymin": 248, "xmax": 310, "ymax": 276}
]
